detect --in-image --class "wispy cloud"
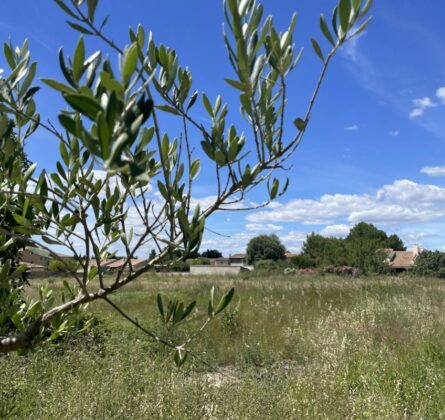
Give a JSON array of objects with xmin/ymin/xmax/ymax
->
[
  {"xmin": 389, "ymin": 130, "xmax": 400, "ymax": 137},
  {"xmin": 420, "ymin": 166, "xmax": 445, "ymax": 177},
  {"xmin": 344, "ymin": 125, "xmax": 359, "ymax": 131},
  {"xmin": 245, "ymin": 223, "xmax": 283, "ymax": 232},
  {"xmin": 409, "ymin": 96, "xmax": 437, "ymax": 119}
]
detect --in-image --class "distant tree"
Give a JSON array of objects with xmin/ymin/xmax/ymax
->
[
  {"xmin": 412, "ymin": 251, "xmax": 445, "ymax": 278},
  {"xmin": 387, "ymin": 234, "xmax": 405, "ymax": 251},
  {"xmin": 149, "ymin": 250, "xmax": 156, "ymax": 261},
  {"xmin": 247, "ymin": 234, "xmax": 286, "ymax": 264},
  {"xmin": 345, "ymin": 223, "xmax": 402, "ymax": 273},
  {"xmin": 302, "ymin": 234, "xmax": 348, "ymax": 267},
  {"xmin": 201, "ymin": 249, "xmax": 223, "ymax": 259},
  {"xmin": 290, "ymin": 254, "xmax": 316, "ymax": 269}
]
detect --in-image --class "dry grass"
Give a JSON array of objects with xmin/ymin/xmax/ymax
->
[{"xmin": 2, "ymin": 274, "xmax": 445, "ymax": 419}]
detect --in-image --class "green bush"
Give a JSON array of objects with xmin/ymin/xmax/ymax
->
[
  {"xmin": 188, "ymin": 257, "xmax": 211, "ymax": 266},
  {"xmin": 47, "ymin": 258, "xmax": 79, "ymax": 274},
  {"xmin": 413, "ymin": 251, "xmax": 445, "ymax": 278},
  {"xmin": 290, "ymin": 254, "xmax": 316, "ymax": 269},
  {"xmin": 254, "ymin": 259, "xmax": 287, "ymax": 272}
]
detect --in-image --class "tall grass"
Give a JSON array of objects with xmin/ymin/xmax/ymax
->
[{"xmin": 1, "ymin": 274, "xmax": 445, "ymax": 418}]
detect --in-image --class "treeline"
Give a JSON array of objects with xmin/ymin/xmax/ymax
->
[
  {"xmin": 246, "ymin": 223, "xmax": 406, "ymax": 275},
  {"xmin": 297, "ymin": 222, "xmax": 405, "ymax": 274}
]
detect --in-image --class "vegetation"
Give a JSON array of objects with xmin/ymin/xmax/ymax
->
[
  {"xmin": 0, "ymin": 0, "xmax": 373, "ymax": 355},
  {"xmin": 201, "ymin": 249, "xmax": 223, "ymax": 259},
  {"xmin": 247, "ymin": 234, "xmax": 286, "ymax": 264},
  {"xmin": 188, "ymin": 257, "xmax": 211, "ymax": 266},
  {"xmin": 47, "ymin": 258, "xmax": 79, "ymax": 274},
  {"xmin": 302, "ymin": 223, "xmax": 405, "ymax": 274},
  {"xmin": 413, "ymin": 251, "xmax": 445, "ymax": 279},
  {"xmin": 1, "ymin": 274, "xmax": 444, "ymax": 419}
]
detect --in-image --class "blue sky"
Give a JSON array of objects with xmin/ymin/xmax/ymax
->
[{"xmin": 2, "ymin": 1, "xmax": 445, "ymax": 256}]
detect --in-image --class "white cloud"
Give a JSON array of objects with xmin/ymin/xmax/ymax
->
[
  {"xmin": 376, "ymin": 179, "xmax": 445, "ymax": 203},
  {"xmin": 413, "ymin": 97, "xmax": 437, "ymax": 109},
  {"xmin": 344, "ymin": 125, "xmax": 359, "ymax": 131},
  {"xmin": 245, "ymin": 223, "xmax": 283, "ymax": 232},
  {"xmin": 319, "ymin": 224, "xmax": 351, "ymax": 238},
  {"xmin": 389, "ymin": 130, "xmax": 400, "ymax": 137},
  {"xmin": 247, "ymin": 179, "xmax": 445, "ymax": 226},
  {"xmin": 409, "ymin": 108, "xmax": 424, "ymax": 119},
  {"xmin": 420, "ymin": 166, "xmax": 445, "ymax": 177},
  {"xmin": 409, "ymin": 97, "xmax": 437, "ymax": 119},
  {"xmin": 436, "ymin": 87, "xmax": 445, "ymax": 104}
]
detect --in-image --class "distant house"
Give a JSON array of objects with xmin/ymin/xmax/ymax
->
[
  {"xmin": 88, "ymin": 258, "xmax": 147, "ymax": 273},
  {"xmin": 20, "ymin": 248, "xmax": 72, "ymax": 267},
  {"xmin": 209, "ymin": 257, "xmax": 231, "ymax": 266},
  {"xmin": 386, "ymin": 245, "xmax": 423, "ymax": 271},
  {"xmin": 20, "ymin": 249, "xmax": 51, "ymax": 267},
  {"xmin": 229, "ymin": 253, "xmax": 248, "ymax": 266},
  {"xmin": 284, "ymin": 252, "xmax": 299, "ymax": 259}
]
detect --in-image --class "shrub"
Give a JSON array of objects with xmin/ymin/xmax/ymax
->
[
  {"xmin": 47, "ymin": 258, "xmax": 79, "ymax": 274},
  {"xmin": 188, "ymin": 257, "xmax": 211, "ymax": 266},
  {"xmin": 254, "ymin": 259, "xmax": 287, "ymax": 272},
  {"xmin": 323, "ymin": 265, "xmax": 358, "ymax": 277},
  {"xmin": 290, "ymin": 254, "xmax": 316, "ymax": 269},
  {"xmin": 413, "ymin": 251, "xmax": 445, "ymax": 278}
]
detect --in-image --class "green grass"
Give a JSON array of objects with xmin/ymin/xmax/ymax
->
[{"xmin": 2, "ymin": 274, "xmax": 445, "ymax": 419}]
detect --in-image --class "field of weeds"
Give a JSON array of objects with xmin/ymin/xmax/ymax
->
[{"xmin": 1, "ymin": 274, "xmax": 445, "ymax": 419}]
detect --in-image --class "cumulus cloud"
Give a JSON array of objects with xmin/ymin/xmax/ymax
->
[
  {"xmin": 344, "ymin": 125, "xmax": 359, "ymax": 131},
  {"xmin": 436, "ymin": 87, "xmax": 445, "ymax": 104},
  {"xmin": 420, "ymin": 166, "xmax": 445, "ymax": 177},
  {"xmin": 247, "ymin": 178, "xmax": 445, "ymax": 226},
  {"xmin": 409, "ymin": 96, "xmax": 437, "ymax": 119},
  {"xmin": 319, "ymin": 224, "xmax": 351, "ymax": 238},
  {"xmin": 245, "ymin": 223, "xmax": 283, "ymax": 232},
  {"xmin": 376, "ymin": 179, "xmax": 445, "ymax": 203}
]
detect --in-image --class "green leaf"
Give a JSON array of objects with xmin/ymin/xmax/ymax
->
[
  {"xmin": 320, "ymin": 14, "xmax": 336, "ymax": 46},
  {"xmin": 3, "ymin": 43, "xmax": 15, "ymax": 69},
  {"xmin": 59, "ymin": 48, "xmax": 76, "ymax": 86},
  {"xmin": 73, "ymin": 37, "xmax": 85, "ymax": 82},
  {"xmin": 157, "ymin": 180, "xmax": 169, "ymax": 200},
  {"xmin": 122, "ymin": 43, "xmax": 138, "ymax": 85},
  {"xmin": 338, "ymin": 0, "xmax": 351, "ymax": 35},
  {"xmin": 54, "ymin": 0, "xmax": 78, "ymax": 19},
  {"xmin": 294, "ymin": 118, "xmax": 307, "ymax": 131},
  {"xmin": 174, "ymin": 349, "xmax": 188, "ymax": 367},
  {"xmin": 187, "ymin": 91, "xmax": 198, "ymax": 111},
  {"xmin": 202, "ymin": 93, "xmax": 213, "ymax": 117},
  {"xmin": 64, "ymin": 94, "xmax": 102, "ymax": 120},
  {"xmin": 66, "ymin": 21, "xmax": 94, "ymax": 35},
  {"xmin": 41, "ymin": 78, "xmax": 75, "ymax": 94},
  {"xmin": 224, "ymin": 78, "xmax": 246, "ymax": 92},
  {"xmin": 208, "ymin": 286, "xmax": 215, "ymax": 316},
  {"xmin": 214, "ymin": 287, "xmax": 235, "ymax": 315},
  {"xmin": 348, "ymin": 16, "xmax": 373, "ymax": 40},
  {"xmin": 157, "ymin": 294, "xmax": 165, "ymax": 320},
  {"xmin": 270, "ymin": 178, "xmax": 279, "ymax": 200},
  {"xmin": 86, "ymin": 0, "xmax": 99, "ymax": 22},
  {"xmin": 155, "ymin": 104, "xmax": 180, "ymax": 115},
  {"xmin": 310, "ymin": 38, "xmax": 324, "ymax": 63},
  {"xmin": 190, "ymin": 159, "xmax": 201, "ymax": 180}
]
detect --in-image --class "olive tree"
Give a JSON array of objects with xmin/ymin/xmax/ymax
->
[{"xmin": 0, "ymin": 0, "xmax": 372, "ymax": 361}]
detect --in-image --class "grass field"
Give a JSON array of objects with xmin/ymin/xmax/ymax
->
[{"xmin": 1, "ymin": 274, "xmax": 445, "ymax": 419}]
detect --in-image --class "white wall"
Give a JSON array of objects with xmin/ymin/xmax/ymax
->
[{"xmin": 190, "ymin": 265, "xmax": 242, "ymax": 276}]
